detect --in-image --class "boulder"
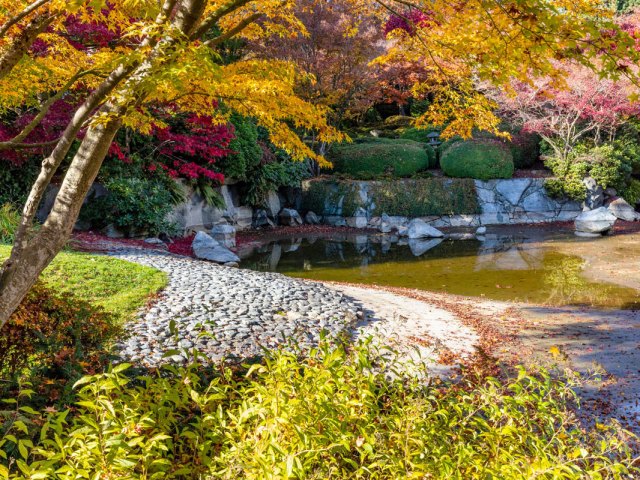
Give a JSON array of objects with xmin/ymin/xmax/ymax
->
[
  {"xmin": 574, "ymin": 207, "xmax": 617, "ymax": 234},
  {"xmin": 582, "ymin": 177, "xmax": 604, "ymax": 210},
  {"xmin": 266, "ymin": 191, "xmax": 281, "ymax": 218},
  {"xmin": 192, "ymin": 231, "xmax": 240, "ymax": 263},
  {"xmin": 279, "ymin": 208, "xmax": 303, "ymax": 226},
  {"xmin": 368, "ymin": 216, "xmax": 382, "ymax": 227},
  {"xmin": 211, "ymin": 223, "xmax": 236, "ymax": 248},
  {"xmin": 604, "ymin": 187, "xmax": 618, "ymax": 198},
  {"xmin": 253, "ymin": 209, "xmax": 275, "ymax": 228},
  {"xmin": 346, "ymin": 216, "xmax": 368, "ymax": 229},
  {"xmin": 407, "ymin": 219, "xmax": 444, "ymax": 239},
  {"xmin": 346, "ymin": 208, "xmax": 368, "ymax": 229},
  {"xmin": 379, "ymin": 222, "xmax": 392, "ymax": 233},
  {"xmin": 397, "ymin": 225, "xmax": 409, "ymax": 237},
  {"xmin": 305, "ymin": 211, "xmax": 320, "ymax": 225},
  {"xmin": 607, "ymin": 198, "xmax": 640, "ymax": 222},
  {"xmin": 476, "ymin": 226, "xmax": 487, "ymax": 235}
]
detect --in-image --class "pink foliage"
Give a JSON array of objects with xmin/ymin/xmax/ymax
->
[
  {"xmin": 492, "ymin": 62, "xmax": 640, "ymax": 159},
  {"xmin": 384, "ymin": 9, "xmax": 434, "ymax": 36}
]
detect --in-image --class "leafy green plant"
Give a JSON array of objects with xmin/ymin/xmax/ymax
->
[
  {"xmin": 329, "ymin": 139, "xmax": 432, "ymax": 178},
  {"xmin": 80, "ymin": 177, "xmax": 178, "ymax": 237},
  {"xmin": 0, "ymin": 162, "xmax": 38, "ymax": 207},
  {"xmin": 1, "ymin": 342, "xmax": 637, "ymax": 479},
  {"xmin": 621, "ymin": 178, "xmax": 640, "ymax": 205},
  {"xmin": 371, "ymin": 178, "xmax": 479, "ymax": 216},
  {"xmin": 441, "ymin": 139, "xmax": 514, "ymax": 180},
  {"xmin": 0, "ymin": 204, "xmax": 20, "ymax": 244},
  {"xmin": 216, "ymin": 113, "xmax": 263, "ymax": 181},
  {"xmin": 543, "ymin": 143, "xmax": 632, "ymax": 201}
]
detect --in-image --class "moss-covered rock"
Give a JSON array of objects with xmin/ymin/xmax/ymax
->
[{"xmin": 440, "ymin": 139, "xmax": 514, "ymax": 180}]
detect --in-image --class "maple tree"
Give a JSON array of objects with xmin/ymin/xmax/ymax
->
[
  {"xmin": 489, "ymin": 62, "xmax": 640, "ymax": 163},
  {"xmin": 1, "ymin": 0, "xmax": 640, "ymax": 326}
]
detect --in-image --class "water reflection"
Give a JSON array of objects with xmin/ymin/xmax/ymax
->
[{"xmin": 239, "ymin": 233, "xmax": 640, "ymax": 309}]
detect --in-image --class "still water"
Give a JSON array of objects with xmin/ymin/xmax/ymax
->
[{"xmin": 239, "ymin": 230, "xmax": 640, "ymax": 309}]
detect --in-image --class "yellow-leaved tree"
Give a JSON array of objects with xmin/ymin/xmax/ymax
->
[{"xmin": 0, "ymin": 0, "xmax": 639, "ymax": 326}]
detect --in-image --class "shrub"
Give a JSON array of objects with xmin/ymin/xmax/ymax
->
[
  {"xmin": 383, "ymin": 114, "xmax": 413, "ymax": 128},
  {"xmin": 441, "ymin": 139, "xmax": 514, "ymax": 180},
  {"xmin": 544, "ymin": 144, "xmax": 632, "ymax": 201},
  {"xmin": 371, "ymin": 178, "xmax": 479, "ymax": 216},
  {"xmin": 329, "ymin": 139, "xmax": 432, "ymax": 178},
  {"xmin": 81, "ymin": 177, "xmax": 178, "ymax": 236},
  {"xmin": 0, "ymin": 282, "xmax": 114, "ymax": 393},
  {"xmin": 0, "ymin": 204, "xmax": 20, "ymax": 244},
  {"xmin": 2, "ymin": 342, "xmax": 637, "ymax": 479},
  {"xmin": 621, "ymin": 178, "xmax": 640, "ymax": 205},
  {"xmin": 508, "ymin": 130, "xmax": 540, "ymax": 168},
  {"xmin": 0, "ymin": 161, "xmax": 38, "ymax": 207},
  {"xmin": 215, "ymin": 113, "xmax": 263, "ymax": 181}
]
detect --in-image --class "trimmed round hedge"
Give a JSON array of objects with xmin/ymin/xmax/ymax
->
[
  {"xmin": 440, "ymin": 139, "xmax": 514, "ymax": 180},
  {"xmin": 329, "ymin": 138, "xmax": 435, "ymax": 178}
]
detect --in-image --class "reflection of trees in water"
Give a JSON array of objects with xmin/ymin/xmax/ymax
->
[{"xmin": 542, "ymin": 257, "xmax": 616, "ymax": 307}]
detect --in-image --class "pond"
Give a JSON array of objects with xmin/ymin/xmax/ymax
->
[{"xmin": 239, "ymin": 227, "xmax": 640, "ymax": 309}]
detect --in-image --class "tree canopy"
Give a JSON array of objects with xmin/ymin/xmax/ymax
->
[{"xmin": 1, "ymin": 0, "xmax": 640, "ymax": 325}]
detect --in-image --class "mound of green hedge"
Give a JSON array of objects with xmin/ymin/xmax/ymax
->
[
  {"xmin": 440, "ymin": 139, "xmax": 514, "ymax": 180},
  {"xmin": 329, "ymin": 138, "xmax": 434, "ymax": 178}
]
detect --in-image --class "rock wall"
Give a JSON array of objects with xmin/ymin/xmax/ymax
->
[{"xmin": 302, "ymin": 178, "xmax": 582, "ymax": 227}]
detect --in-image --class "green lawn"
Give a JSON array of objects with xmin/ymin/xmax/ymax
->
[{"xmin": 0, "ymin": 245, "xmax": 167, "ymax": 323}]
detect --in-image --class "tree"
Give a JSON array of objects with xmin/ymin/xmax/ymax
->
[
  {"xmin": 251, "ymin": 0, "xmax": 386, "ymax": 125},
  {"xmin": 2, "ymin": 0, "xmax": 640, "ymax": 326},
  {"xmin": 491, "ymin": 62, "xmax": 640, "ymax": 163},
  {"xmin": 0, "ymin": 0, "xmax": 343, "ymax": 326}
]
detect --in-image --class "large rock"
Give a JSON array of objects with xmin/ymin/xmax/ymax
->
[
  {"xmin": 211, "ymin": 223, "xmax": 236, "ymax": 248},
  {"xmin": 407, "ymin": 219, "xmax": 444, "ymax": 239},
  {"xmin": 266, "ymin": 191, "xmax": 281, "ymax": 218},
  {"xmin": 346, "ymin": 207, "xmax": 368, "ymax": 228},
  {"xmin": 582, "ymin": 177, "xmax": 604, "ymax": 210},
  {"xmin": 305, "ymin": 211, "xmax": 320, "ymax": 225},
  {"xmin": 574, "ymin": 207, "xmax": 617, "ymax": 234},
  {"xmin": 253, "ymin": 209, "xmax": 275, "ymax": 228},
  {"xmin": 192, "ymin": 231, "xmax": 240, "ymax": 263},
  {"xmin": 607, "ymin": 198, "xmax": 640, "ymax": 222},
  {"xmin": 279, "ymin": 208, "xmax": 303, "ymax": 226}
]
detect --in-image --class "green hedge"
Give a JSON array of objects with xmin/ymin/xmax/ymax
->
[
  {"xmin": 329, "ymin": 139, "xmax": 433, "ymax": 179},
  {"xmin": 371, "ymin": 178, "xmax": 479, "ymax": 216},
  {"xmin": 441, "ymin": 139, "xmax": 514, "ymax": 180}
]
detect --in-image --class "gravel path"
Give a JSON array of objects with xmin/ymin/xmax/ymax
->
[
  {"xmin": 330, "ymin": 284, "xmax": 479, "ymax": 377},
  {"xmin": 110, "ymin": 249, "xmax": 359, "ymax": 366}
]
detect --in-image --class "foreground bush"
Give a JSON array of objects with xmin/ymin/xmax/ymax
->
[
  {"xmin": 1, "ymin": 343, "xmax": 636, "ymax": 479},
  {"xmin": 329, "ymin": 139, "xmax": 433, "ymax": 178},
  {"xmin": 441, "ymin": 139, "xmax": 515, "ymax": 180}
]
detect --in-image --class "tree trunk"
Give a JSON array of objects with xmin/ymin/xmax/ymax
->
[
  {"xmin": 0, "ymin": 0, "xmax": 208, "ymax": 328},
  {"xmin": 0, "ymin": 119, "xmax": 121, "ymax": 326}
]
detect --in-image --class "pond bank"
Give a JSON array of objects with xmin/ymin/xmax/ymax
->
[{"xmin": 322, "ymin": 281, "xmax": 640, "ymax": 434}]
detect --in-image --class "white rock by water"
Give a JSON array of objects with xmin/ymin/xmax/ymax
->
[
  {"xmin": 407, "ymin": 219, "xmax": 444, "ymax": 239},
  {"xmin": 574, "ymin": 207, "xmax": 617, "ymax": 234},
  {"xmin": 192, "ymin": 231, "xmax": 240, "ymax": 263},
  {"xmin": 607, "ymin": 198, "xmax": 640, "ymax": 222}
]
